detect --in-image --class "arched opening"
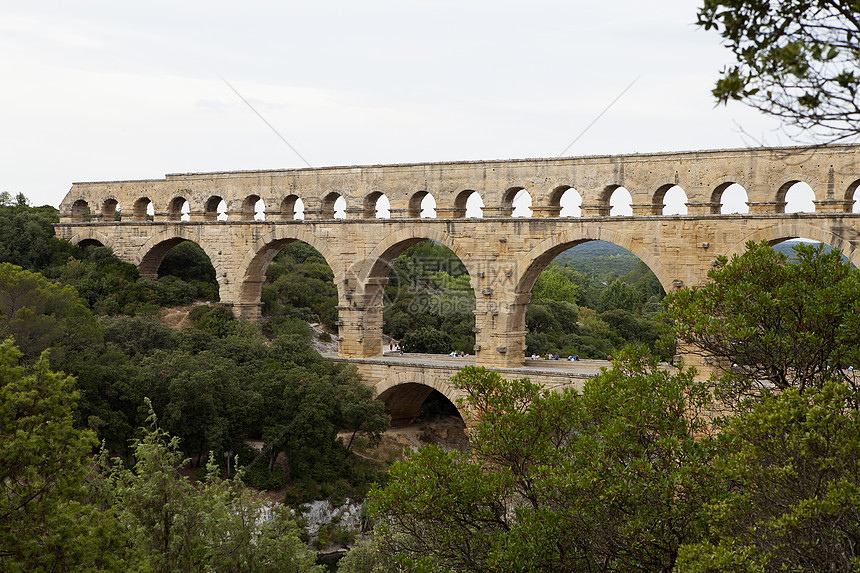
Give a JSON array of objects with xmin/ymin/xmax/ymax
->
[
  {"xmin": 608, "ymin": 186, "xmax": 633, "ymax": 216},
  {"xmin": 408, "ymin": 191, "xmax": 436, "ymax": 218},
  {"xmin": 364, "ymin": 192, "xmax": 391, "ymax": 219},
  {"xmin": 333, "ymin": 197, "xmax": 346, "ymax": 219},
  {"xmin": 71, "ymin": 199, "xmax": 91, "ymax": 222},
  {"xmin": 102, "ymin": 198, "xmax": 121, "ymax": 221},
  {"xmin": 516, "ymin": 239, "xmax": 671, "ymax": 362},
  {"xmin": 656, "ymin": 185, "xmax": 688, "ymax": 216},
  {"xmin": 778, "ymin": 181, "xmax": 816, "ymax": 213},
  {"xmin": 452, "ymin": 190, "xmax": 483, "ymax": 218},
  {"xmin": 168, "ymin": 197, "xmax": 190, "ymax": 221},
  {"xmin": 245, "ymin": 239, "xmax": 339, "ymax": 332},
  {"xmin": 158, "ymin": 242, "xmax": 218, "ymax": 287},
  {"xmin": 322, "ymin": 193, "xmax": 346, "ymax": 219},
  {"xmin": 510, "ymin": 188, "xmax": 533, "ymax": 218},
  {"xmin": 466, "ymin": 193, "xmax": 484, "ymax": 218},
  {"xmin": 375, "ymin": 240, "xmax": 476, "ymax": 356},
  {"xmin": 551, "ymin": 186, "xmax": 582, "ymax": 217},
  {"xmin": 137, "ymin": 238, "xmax": 220, "ymax": 305},
  {"xmin": 848, "ymin": 179, "xmax": 860, "ymax": 213},
  {"xmin": 712, "ymin": 182, "xmax": 750, "ymax": 214},
  {"xmin": 767, "ymin": 236, "xmax": 851, "ymax": 264},
  {"xmin": 502, "ymin": 187, "xmax": 532, "ymax": 217},
  {"xmin": 376, "ymin": 384, "xmax": 466, "ymax": 448},
  {"xmin": 204, "ymin": 196, "xmax": 227, "ymax": 221},
  {"xmin": 280, "ymin": 195, "xmax": 304, "ymax": 220},
  {"xmin": 77, "ymin": 238, "xmax": 105, "ymax": 249},
  {"xmin": 133, "ymin": 197, "xmax": 153, "ymax": 221},
  {"xmin": 241, "ymin": 195, "xmax": 264, "ymax": 221}
]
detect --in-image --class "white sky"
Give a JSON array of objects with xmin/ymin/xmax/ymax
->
[{"xmin": 1, "ymin": 1, "xmax": 789, "ymax": 208}]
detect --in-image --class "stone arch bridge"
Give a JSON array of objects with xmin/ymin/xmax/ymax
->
[{"xmin": 55, "ymin": 145, "xmax": 860, "ymax": 420}]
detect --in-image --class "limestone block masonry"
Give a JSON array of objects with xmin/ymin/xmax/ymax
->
[{"xmin": 54, "ymin": 145, "xmax": 860, "ymax": 418}]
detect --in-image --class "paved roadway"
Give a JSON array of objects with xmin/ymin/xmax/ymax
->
[{"xmin": 323, "ymin": 351, "xmax": 617, "ymax": 377}]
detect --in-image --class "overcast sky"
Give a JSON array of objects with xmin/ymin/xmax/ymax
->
[{"xmin": 1, "ymin": 1, "xmax": 787, "ymax": 208}]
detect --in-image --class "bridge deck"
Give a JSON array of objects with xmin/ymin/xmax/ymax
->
[
  {"xmin": 324, "ymin": 352, "xmax": 684, "ymax": 423},
  {"xmin": 325, "ymin": 352, "xmax": 616, "ymax": 379}
]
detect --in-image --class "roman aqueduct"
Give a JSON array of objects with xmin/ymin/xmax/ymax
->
[{"xmin": 54, "ymin": 145, "xmax": 860, "ymax": 420}]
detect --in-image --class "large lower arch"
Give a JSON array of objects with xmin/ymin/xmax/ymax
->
[
  {"xmin": 135, "ymin": 230, "xmax": 220, "ymax": 282},
  {"xmin": 66, "ymin": 229, "xmax": 115, "ymax": 251},
  {"xmin": 515, "ymin": 228, "xmax": 673, "ymax": 298},
  {"xmin": 725, "ymin": 222, "xmax": 860, "ymax": 269},
  {"xmin": 340, "ymin": 227, "xmax": 477, "ymax": 360},
  {"xmin": 345, "ymin": 226, "xmax": 475, "ymax": 286},
  {"xmin": 506, "ymin": 228, "xmax": 674, "ymax": 354},
  {"xmin": 236, "ymin": 226, "xmax": 340, "ymax": 317},
  {"xmin": 373, "ymin": 373, "xmax": 467, "ymax": 424}
]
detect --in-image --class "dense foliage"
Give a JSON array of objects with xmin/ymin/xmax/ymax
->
[
  {"xmin": 383, "ymin": 241, "xmax": 476, "ymax": 354},
  {"xmin": 54, "ymin": 312, "xmax": 389, "ymax": 499},
  {"xmin": 370, "ymin": 351, "xmax": 719, "ymax": 572},
  {"xmin": 0, "ymin": 340, "xmax": 324, "ymax": 572},
  {"xmin": 351, "ymin": 241, "xmax": 860, "ymax": 572},
  {"xmin": 0, "ymin": 193, "xmax": 79, "ymax": 272},
  {"xmin": 0, "ymin": 340, "xmax": 118, "ymax": 571},
  {"xmin": 662, "ymin": 240, "xmax": 860, "ymax": 403},
  {"xmin": 678, "ymin": 381, "xmax": 860, "ymax": 572},
  {"xmin": 0, "ymin": 262, "xmax": 101, "ymax": 360},
  {"xmin": 262, "ymin": 241, "xmax": 339, "ymax": 329},
  {"xmin": 0, "ymin": 201, "xmax": 389, "ymax": 503},
  {"xmin": 106, "ymin": 405, "xmax": 324, "ymax": 573},
  {"xmin": 525, "ymin": 258, "xmax": 668, "ymax": 359}
]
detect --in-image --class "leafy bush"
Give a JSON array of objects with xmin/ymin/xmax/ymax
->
[{"xmin": 400, "ymin": 327, "xmax": 453, "ymax": 354}]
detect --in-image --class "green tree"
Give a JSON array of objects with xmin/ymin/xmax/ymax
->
[
  {"xmin": 598, "ymin": 277, "xmax": 640, "ymax": 313},
  {"xmin": 337, "ymin": 535, "xmax": 400, "ymax": 573},
  {"xmin": 532, "ymin": 263, "xmax": 579, "ymax": 304},
  {"xmin": 0, "ymin": 262, "xmax": 102, "ymax": 360},
  {"xmin": 0, "ymin": 339, "xmax": 134, "ymax": 572},
  {"xmin": 599, "ymin": 308, "xmax": 656, "ymax": 342},
  {"xmin": 677, "ymin": 381, "xmax": 860, "ymax": 572},
  {"xmin": 264, "ymin": 242, "xmax": 339, "ymax": 328},
  {"xmin": 371, "ymin": 349, "xmax": 719, "ymax": 572},
  {"xmin": 400, "ymin": 326, "xmax": 454, "ymax": 354},
  {"xmin": 106, "ymin": 403, "xmax": 323, "ymax": 573},
  {"xmin": 249, "ymin": 351, "xmax": 388, "ymax": 494},
  {"xmin": 0, "ymin": 200, "xmax": 79, "ymax": 272},
  {"xmin": 661, "ymin": 240, "xmax": 860, "ymax": 402},
  {"xmin": 698, "ymin": 0, "xmax": 860, "ymax": 143},
  {"xmin": 58, "ymin": 247, "xmax": 218, "ymax": 315},
  {"xmin": 152, "ymin": 350, "xmax": 251, "ymax": 463},
  {"xmin": 339, "ymin": 381, "xmax": 390, "ymax": 452},
  {"xmin": 157, "ymin": 240, "xmax": 217, "ymax": 284}
]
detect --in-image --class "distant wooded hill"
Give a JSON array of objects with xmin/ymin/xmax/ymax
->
[
  {"xmin": 558, "ymin": 239, "xmax": 847, "ymax": 277},
  {"xmin": 555, "ymin": 241, "xmax": 639, "ymax": 281}
]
